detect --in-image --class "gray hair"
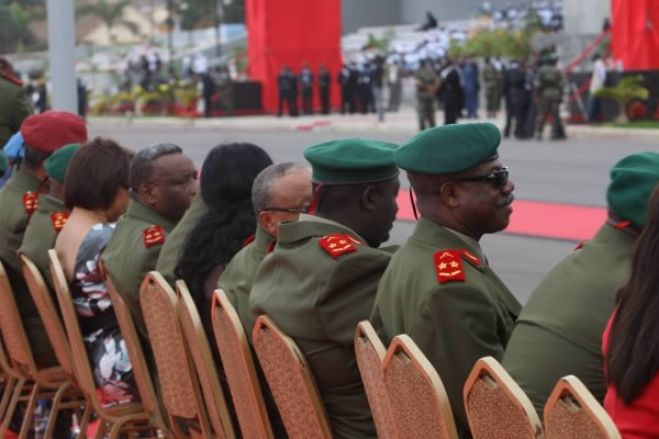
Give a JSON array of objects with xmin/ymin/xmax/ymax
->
[
  {"xmin": 130, "ymin": 143, "xmax": 183, "ymax": 191},
  {"xmin": 252, "ymin": 162, "xmax": 310, "ymax": 214}
]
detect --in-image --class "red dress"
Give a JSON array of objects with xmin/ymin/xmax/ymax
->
[{"xmin": 602, "ymin": 314, "xmax": 659, "ymax": 438}]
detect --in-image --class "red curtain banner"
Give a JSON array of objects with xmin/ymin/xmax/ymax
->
[
  {"xmin": 611, "ymin": 0, "xmax": 659, "ymax": 70},
  {"xmin": 246, "ymin": 0, "xmax": 343, "ymax": 113}
]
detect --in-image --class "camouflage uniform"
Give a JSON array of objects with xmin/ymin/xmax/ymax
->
[
  {"xmin": 534, "ymin": 63, "xmax": 565, "ymax": 140},
  {"xmin": 415, "ymin": 65, "xmax": 438, "ymax": 130}
]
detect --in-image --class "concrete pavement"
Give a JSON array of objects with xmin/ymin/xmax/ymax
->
[{"xmin": 89, "ymin": 105, "xmax": 659, "ymax": 140}]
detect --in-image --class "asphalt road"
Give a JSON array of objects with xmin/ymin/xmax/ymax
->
[{"xmin": 89, "ymin": 120, "xmax": 659, "ymax": 304}]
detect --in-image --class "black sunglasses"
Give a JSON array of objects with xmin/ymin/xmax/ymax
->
[
  {"xmin": 454, "ymin": 166, "xmax": 510, "ymax": 189},
  {"xmin": 264, "ymin": 206, "xmax": 309, "ymax": 214}
]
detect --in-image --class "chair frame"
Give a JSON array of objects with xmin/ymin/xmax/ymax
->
[
  {"xmin": 0, "ymin": 258, "xmax": 87, "ymax": 438},
  {"xmin": 463, "ymin": 356, "xmax": 545, "ymax": 439},
  {"xmin": 383, "ymin": 334, "xmax": 459, "ymax": 439},
  {"xmin": 252, "ymin": 314, "xmax": 333, "ymax": 439},
  {"xmin": 354, "ymin": 320, "xmax": 399, "ymax": 439},
  {"xmin": 210, "ymin": 289, "xmax": 274, "ymax": 439},
  {"xmin": 48, "ymin": 250, "xmax": 157, "ymax": 439},
  {"xmin": 138, "ymin": 271, "xmax": 214, "ymax": 438},
  {"xmin": 544, "ymin": 375, "xmax": 621, "ymax": 439},
  {"xmin": 103, "ymin": 268, "xmax": 179, "ymax": 438},
  {"xmin": 175, "ymin": 280, "xmax": 236, "ymax": 439}
]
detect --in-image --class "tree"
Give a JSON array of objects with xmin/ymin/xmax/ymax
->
[
  {"xmin": 595, "ymin": 75, "xmax": 649, "ymax": 122},
  {"xmin": 76, "ymin": 0, "xmax": 140, "ymax": 44},
  {"xmin": 0, "ymin": 1, "xmax": 37, "ymax": 53}
]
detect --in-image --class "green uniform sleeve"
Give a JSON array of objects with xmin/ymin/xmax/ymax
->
[
  {"xmin": 411, "ymin": 282, "xmax": 503, "ymax": 433},
  {"xmin": 10, "ymin": 88, "xmax": 31, "ymax": 134}
]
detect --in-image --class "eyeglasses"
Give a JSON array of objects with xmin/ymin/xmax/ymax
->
[
  {"xmin": 264, "ymin": 206, "xmax": 309, "ymax": 214},
  {"xmin": 454, "ymin": 166, "xmax": 510, "ymax": 189}
]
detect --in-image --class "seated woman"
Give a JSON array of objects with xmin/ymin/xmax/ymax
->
[
  {"xmin": 175, "ymin": 142, "xmax": 272, "ymax": 336},
  {"xmin": 55, "ymin": 137, "xmax": 135, "ymax": 406},
  {"xmin": 604, "ymin": 186, "xmax": 659, "ymax": 438}
]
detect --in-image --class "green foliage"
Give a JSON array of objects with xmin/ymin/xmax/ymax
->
[
  {"xmin": 364, "ymin": 31, "xmax": 392, "ymax": 53},
  {"xmin": 76, "ymin": 0, "xmax": 140, "ymax": 42},
  {"xmin": 223, "ymin": 0, "xmax": 245, "ymax": 23},
  {"xmin": 595, "ymin": 76, "xmax": 649, "ymax": 104},
  {"xmin": 0, "ymin": 1, "xmax": 37, "ymax": 53},
  {"xmin": 233, "ymin": 45, "xmax": 248, "ymax": 74},
  {"xmin": 449, "ymin": 28, "xmax": 531, "ymax": 59}
]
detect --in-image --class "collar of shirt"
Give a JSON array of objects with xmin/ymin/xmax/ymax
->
[{"xmin": 124, "ymin": 199, "xmax": 177, "ymax": 233}]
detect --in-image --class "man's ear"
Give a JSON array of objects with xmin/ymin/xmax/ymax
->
[
  {"xmin": 138, "ymin": 182, "xmax": 158, "ymax": 207},
  {"xmin": 360, "ymin": 185, "xmax": 377, "ymax": 212},
  {"xmin": 258, "ymin": 210, "xmax": 277, "ymax": 236},
  {"xmin": 439, "ymin": 180, "xmax": 461, "ymax": 209}
]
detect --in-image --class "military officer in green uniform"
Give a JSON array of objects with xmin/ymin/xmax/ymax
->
[
  {"xmin": 249, "ymin": 139, "xmax": 401, "ymax": 439},
  {"xmin": 155, "ymin": 192, "xmax": 207, "ymax": 284},
  {"xmin": 534, "ymin": 54, "xmax": 566, "ymax": 140},
  {"xmin": 19, "ymin": 143, "xmax": 80, "ymax": 294},
  {"xmin": 219, "ymin": 162, "xmax": 312, "ymax": 335},
  {"xmin": 371, "ymin": 123, "xmax": 521, "ymax": 438},
  {"xmin": 0, "ymin": 57, "xmax": 30, "ymax": 148},
  {"xmin": 0, "ymin": 112, "xmax": 86, "ymax": 368},
  {"xmin": 503, "ymin": 152, "xmax": 659, "ymax": 414},
  {"xmin": 482, "ymin": 57, "xmax": 503, "ymax": 118},
  {"xmin": 415, "ymin": 59, "xmax": 438, "ymax": 131},
  {"xmin": 103, "ymin": 144, "xmax": 197, "ymax": 338}
]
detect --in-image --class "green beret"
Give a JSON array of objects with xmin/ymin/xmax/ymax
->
[
  {"xmin": 304, "ymin": 138, "xmax": 399, "ymax": 184},
  {"xmin": 395, "ymin": 123, "xmax": 501, "ymax": 174},
  {"xmin": 45, "ymin": 143, "xmax": 81, "ymax": 183},
  {"xmin": 0, "ymin": 150, "xmax": 7, "ymax": 176},
  {"xmin": 607, "ymin": 151, "xmax": 659, "ymax": 228}
]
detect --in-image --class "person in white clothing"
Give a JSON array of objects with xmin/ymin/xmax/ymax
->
[{"xmin": 588, "ymin": 53, "xmax": 607, "ymax": 122}]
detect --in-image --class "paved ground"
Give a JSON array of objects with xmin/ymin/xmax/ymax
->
[{"xmin": 88, "ymin": 111, "xmax": 659, "ymax": 304}]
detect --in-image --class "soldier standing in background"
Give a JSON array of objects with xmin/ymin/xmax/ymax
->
[
  {"xmin": 299, "ymin": 63, "xmax": 314, "ymax": 115},
  {"xmin": 534, "ymin": 54, "xmax": 566, "ymax": 140},
  {"xmin": 386, "ymin": 59, "xmax": 403, "ymax": 112},
  {"xmin": 415, "ymin": 59, "xmax": 438, "ymax": 130},
  {"xmin": 0, "ymin": 57, "xmax": 30, "ymax": 148},
  {"xmin": 483, "ymin": 57, "xmax": 502, "ymax": 119},
  {"xmin": 318, "ymin": 65, "xmax": 331, "ymax": 115}
]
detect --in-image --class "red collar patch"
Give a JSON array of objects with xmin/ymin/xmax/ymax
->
[
  {"xmin": 23, "ymin": 191, "xmax": 38, "ymax": 215},
  {"xmin": 1, "ymin": 72, "xmax": 22, "ymax": 86},
  {"xmin": 434, "ymin": 250, "xmax": 465, "ymax": 284},
  {"xmin": 50, "ymin": 211, "xmax": 69, "ymax": 233},
  {"xmin": 242, "ymin": 233, "xmax": 256, "ymax": 247},
  {"xmin": 319, "ymin": 233, "xmax": 361, "ymax": 259},
  {"xmin": 461, "ymin": 249, "xmax": 481, "ymax": 267},
  {"xmin": 266, "ymin": 240, "xmax": 276, "ymax": 254},
  {"xmin": 143, "ymin": 225, "xmax": 166, "ymax": 248}
]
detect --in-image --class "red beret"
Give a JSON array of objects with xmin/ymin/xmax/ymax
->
[{"xmin": 20, "ymin": 111, "xmax": 87, "ymax": 154}]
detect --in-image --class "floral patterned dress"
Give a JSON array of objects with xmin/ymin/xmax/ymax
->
[{"xmin": 71, "ymin": 223, "xmax": 140, "ymax": 407}]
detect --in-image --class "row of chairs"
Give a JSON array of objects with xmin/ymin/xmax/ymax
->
[{"xmin": 0, "ymin": 250, "xmax": 621, "ymax": 438}]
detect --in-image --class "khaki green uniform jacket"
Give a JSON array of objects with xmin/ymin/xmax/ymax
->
[
  {"xmin": 371, "ymin": 218, "xmax": 521, "ymax": 437},
  {"xmin": 0, "ymin": 76, "xmax": 30, "ymax": 147},
  {"xmin": 218, "ymin": 225, "xmax": 275, "ymax": 337},
  {"xmin": 156, "ymin": 193, "xmax": 208, "ymax": 284},
  {"xmin": 0, "ymin": 167, "xmax": 57, "ymax": 367},
  {"xmin": 102, "ymin": 200, "xmax": 177, "ymax": 339},
  {"xmin": 503, "ymin": 224, "xmax": 634, "ymax": 414},
  {"xmin": 19, "ymin": 194, "xmax": 67, "ymax": 293},
  {"xmin": 250, "ymin": 215, "xmax": 393, "ymax": 439}
]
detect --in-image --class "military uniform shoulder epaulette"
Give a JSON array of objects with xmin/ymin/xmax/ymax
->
[
  {"xmin": 318, "ymin": 233, "xmax": 362, "ymax": 259},
  {"xmin": 23, "ymin": 191, "xmax": 38, "ymax": 215},
  {"xmin": 50, "ymin": 211, "xmax": 69, "ymax": 233},
  {"xmin": 143, "ymin": 224, "xmax": 166, "ymax": 248},
  {"xmin": 1, "ymin": 72, "xmax": 22, "ymax": 87},
  {"xmin": 433, "ymin": 248, "xmax": 481, "ymax": 284}
]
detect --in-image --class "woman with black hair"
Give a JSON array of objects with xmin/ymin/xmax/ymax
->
[
  {"xmin": 175, "ymin": 142, "xmax": 272, "ymax": 327},
  {"xmin": 604, "ymin": 185, "xmax": 659, "ymax": 437}
]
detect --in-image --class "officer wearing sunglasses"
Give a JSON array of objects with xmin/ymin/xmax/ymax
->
[{"xmin": 371, "ymin": 123, "xmax": 521, "ymax": 438}]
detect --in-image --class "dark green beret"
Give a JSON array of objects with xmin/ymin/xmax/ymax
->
[
  {"xmin": 45, "ymin": 143, "xmax": 81, "ymax": 183},
  {"xmin": 304, "ymin": 138, "xmax": 399, "ymax": 184},
  {"xmin": 607, "ymin": 151, "xmax": 659, "ymax": 228},
  {"xmin": 395, "ymin": 123, "xmax": 501, "ymax": 174},
  {"xmin": 0, "ymin": 150, "xmax": 7, "ymax": 176}
]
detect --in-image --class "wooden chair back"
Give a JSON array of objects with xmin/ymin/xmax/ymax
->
[
  {"xmin": 354, "ymin": 321, "xmax": 399, "ymax": 439},
  {"xmin": 210, "ymin": 289, "xmax": 274, "ymax": 439},
  {"xmin": 463, "ymin": 356, "xmax": 545, "ymax": 439},
  {"xmin": 139, "ymin": 272, "xmax": 212, "ymax": 436},
  {"xmin": 175, "ymin": 280, "xmax": 236, "ymax": 439},
  {"xmin": 544, "ymin": 375, "xmax": 621, "ymax": 439},
  {"xmin": 103, "ymin": 270, "xmax": 171, "ymax": 434},
  {"xmin": 252, "ymin": 315, "xmax": 332, "ymax": 439},
  {"xmin": 383, "ymin": 334, "xmax": 458, "ymax": 439},
  {"xmin": 0, "ymin": 259, "xmax": 38, "ymax": 376},
  {"xmin": 20, "ymin": 254, "xmax": 74, "ymax": 378}
]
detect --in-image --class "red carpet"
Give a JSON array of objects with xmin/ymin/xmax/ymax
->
[{"xmin": 396, "ymin": 191, "xmax": 607, "ymax": 241}]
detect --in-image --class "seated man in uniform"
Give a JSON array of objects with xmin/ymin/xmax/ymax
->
[
  {"xmin": 503, "ymin": 152, "xmax": 659, "ymax": 414},
  {"xmin": 249, "ymin": 139, "xmax": 400, "ymax": 439},
  {"xmin": 102, "ymin": 143, "xmax": 197, "ymax": 338},
  {"xmin": 371, "ymin": 123, "xmax": 521, "ymax": 438},
  {"xmin": 219, "ymin": 161, "xmax": 312, "ymax": 335},
  {"xmin": 19, "ymin": 143, "xmax": 80, "ymax": 294},
  {"xmin": 0, "ymin": 112, "xmax": 86, "ymax": 368}
]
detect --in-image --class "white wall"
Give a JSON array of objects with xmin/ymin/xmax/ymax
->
[
  {"xmin": 342, "ymin": 0, "xmax": 402, "ymax": 34},
  {"xmin": 563, "ymin": 0, "xmax": 610, "ymax": 35}
]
